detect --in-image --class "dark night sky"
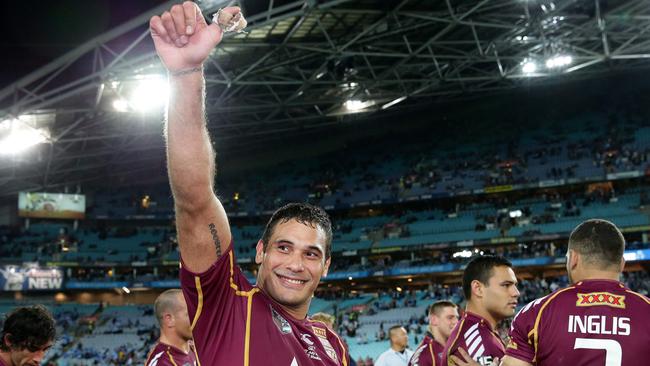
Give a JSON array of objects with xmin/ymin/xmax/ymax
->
[{"xmin": 0, "ymin": 0, "xmax": 167, "ymax": 88}]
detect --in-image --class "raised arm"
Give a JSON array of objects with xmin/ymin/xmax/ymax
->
[{"xmin": 150, "ymin": 2, "xmax": 243, "ymax": 272}]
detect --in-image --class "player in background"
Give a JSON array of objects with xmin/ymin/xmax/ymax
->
[
  {"xmin": 145, "ymin": 289, "xmax": 196, "ymax": 366},
  {"xmin": 408, "ymin": 300, "xmax": 459, "ymax": 366},
  {"xmin": 499, "ymin": 219, "xmax": 650, "ymax": 366},
  {"xmin": 375, "ymin": 326, "xmax": 414, "ymax": 366},
  {"xmin": 442, "ymin": 256, "xmax": 519, "ymax": 366},
  {"xmin": 0, "ymin": 305, "xmax": 56, "ymax": 366},
  {"xmin": 149, "ymin": 2, "xmax": 349, "ymax": 365}
]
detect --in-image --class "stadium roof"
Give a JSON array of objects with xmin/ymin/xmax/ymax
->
[{"xmin": 0, "ymin": 0, "xmax": 650, "ymax": 196}]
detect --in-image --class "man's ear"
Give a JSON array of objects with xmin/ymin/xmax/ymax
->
[
  {"xmin": 322, "ymin": 257, "xmax": 331, "ymax": 278},
  {"xmin": 3, "ymin": 334, "xmax": 12, "ymax": 349},
  {"xmin": 163, "ymin": 313, "xmax": 174, "ymax": 327},
  {"xmin": 255, "ymin": 240, "xmax": 265, "ymax": 265},
  {"xmin": 429, "ymin": 314, "xmax": 439, "ymax": 327},
  {"xmin": 568, "ymin": 249, "xmax": 579, "ymax": 271},
  {"xmin": 619, "ymin": 257, "xmax": 626, "ymax": 273},
  {"xmin": 471, "ymin": 279, "xmax": 484, "ymax": 299}
]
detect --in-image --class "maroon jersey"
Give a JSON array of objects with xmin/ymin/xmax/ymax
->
[
  {"xmin": 145, "ymin": 342, "xmax": 197, "ymax": 366},
  {"xmin": 408, "ymin": 331, "xmax": 445, "ymax": 366},
  {"xmin": 506, "ymin": 279, "xmax": 650, "ymax": 365},
  {"xmin": 441, "ymin": 312, "xmax": 505, "ymax": 366},
  {"xmin": 180, "ymin": 245, "xmax": 350, "ymax": 366}
]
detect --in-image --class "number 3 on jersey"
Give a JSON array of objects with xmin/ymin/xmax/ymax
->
[{"xmin": 574, "ymin": 338, "xmax": 621, "ymax": 366}]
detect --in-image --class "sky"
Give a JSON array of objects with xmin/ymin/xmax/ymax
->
[{"xmin": 0, "ymin": 0, "xmax": 167, "ymax": 88}]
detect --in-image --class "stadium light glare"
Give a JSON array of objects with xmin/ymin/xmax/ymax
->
[
  {"xmin": 381, "ymin": 96, "xmax": 407, "ymax": 110},
  {"xmin": 452, "ymin": 249, "xmax": 473, "ymax": 258},
  {"xmin": 545, "ymin": 55, "xmax": 573, "ymax": 68},
  {"xmin": 0, "ymin": 119, "xmax": 49, "ymax": 155},
  {"xmin": 130, "ymin": 76, "xmax": 169, "ymax": 112},
  {"xmin": 522, "ymin": 61, "xmax": 537, "ymax": 74},
  {"xmin": 344, "ymin": 100, "xmax": 366, "ymax": 111},
  {"xmin": 112, "ymin": 99, "xmax": 129, "ymax": 112}
]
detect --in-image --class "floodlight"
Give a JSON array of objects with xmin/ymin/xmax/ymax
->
[
  {"xmin": 546, "ymin": 55, "xmax": 573, "ymax": 68},
  {"xmin": 522, "ymin": 61, "xmax": 537, "ymax": 74},
  {"xmin": 344, "ymin": 100, "xmax": 366, "ymax": 111},
  {"xmin": 0, "ymin": 119, "xmax": 49, "ymax": 155},
  {"xmin": 130, "ymin": 76, "xmax": 169, "ymax": 112}
]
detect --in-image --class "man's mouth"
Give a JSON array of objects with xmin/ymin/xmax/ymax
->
[{"xmin": 276, "ymin": 273, "xmax": 308, "ymax": 287}]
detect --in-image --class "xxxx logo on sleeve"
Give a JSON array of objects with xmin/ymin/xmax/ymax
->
[{"xmin": 576, "ymin": 292, "xmax": 625, "ymax": 308}]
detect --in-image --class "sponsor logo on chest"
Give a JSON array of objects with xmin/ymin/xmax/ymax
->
[
  {"xmin": 301, "ymin": 334, "xmax": 322, "ymax": 361},
  {"xmin": 311, "ymin": 326, "xmax": 338, "ymax": 363}
]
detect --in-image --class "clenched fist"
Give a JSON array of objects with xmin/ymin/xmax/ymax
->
[{"xmin": 149, "ymin": 2, "xmax": 245, "ymax": 73}]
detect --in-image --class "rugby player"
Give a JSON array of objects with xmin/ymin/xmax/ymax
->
[
  {"xmin": 501, "ymin": 219, "xmax": 650, "ymax": 366},
  {"xmin": 0, "ymin": 305, "xmax": 56, "ymax": 366},
  {"xmin": 408, "ymin": 300, "xmax": 459, "ymax": 366},
  {"xmin": 145, "ymin": 289, "xmax": 196, "ymax": 366},
  {"xmin": 149, "ymin": 3, "xmax": 349, "ymax": 365},
  {"xmin": 442, "ymin": 256, "xmax": 519, "ymax": 366}
]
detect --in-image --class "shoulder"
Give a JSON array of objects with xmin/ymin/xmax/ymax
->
[
  {"xmin": 446, "ymin": 317, "xmax": 471, "ymax": 352},
  {"xmin": 145, "ymin": 347, "xmax": 167, "ymax": 366},
  {"xmin": 512, "ymin": 286, "xmax": 576, "ymax": 329},
  {"xmin": 457, "ymin": 316, "xmax": 484, "ymax": 342},
  {"xmin": 375, "ymin": 350, "xmax": 391, "ymax": 364},
  {"xmin": 624, "ymin": 288, "xmax": 650, "ymax": 306}
]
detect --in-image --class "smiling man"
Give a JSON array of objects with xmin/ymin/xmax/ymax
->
[
  {"xmin": 0, "ymin": 305, "xmax": 56, "ymax": 366},
  {"xmin": 442, "ymin": 256, "xmax": 519, "ymax": 366},
  {"xmin": 409, "ymin": 301, "xmax": 459, "ymax": 366},
  {"xmin": 149, "ymin": 2, "xmax": 348, "ymax": 365}
]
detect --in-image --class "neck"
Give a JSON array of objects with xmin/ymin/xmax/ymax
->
[
  {"xmin": 159, "ymin": 333, "xmax": 189, "ymax": 353},
  {"xmin": 0, "ymin": 352, "xmax": 13, "ymax": 366},
  {"xmin": 573, "ymin": 269, "xmax": 621, "ymax": 283},
  {"xmin": 430, "ymin": 326, "xmax": 448, "ymax": 345},
  {"xmin": 280, "ymin": 303, "xmax": 308, "ymax": 320},
  {"xmin": 391, "ymin": 344, "xmax": 406, "ymax": 352},
  {"xmin": 466, "ymin": 302, "xmax": 499, "ymax": 330}
]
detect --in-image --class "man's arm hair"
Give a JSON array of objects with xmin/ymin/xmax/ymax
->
[{"xmin": 166, "ymin": 71, "xmax": 231, "ymax": 273}]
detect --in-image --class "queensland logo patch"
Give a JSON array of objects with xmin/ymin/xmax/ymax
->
[
  {"xmin": 270, "ymin": 306, "xmax": 292, "ymax": 334},
  {"xmin": 576, "ymin": 292, "xmax": 625, "ymax": 308}
]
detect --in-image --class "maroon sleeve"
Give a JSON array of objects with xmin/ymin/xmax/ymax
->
[
  {"xmin": 180, "ymin": 243, "xmax": 252, "ymax": 359},
  {"xmin": 448, "ymin": 324, "xmax": 504, "ymax": 365},
  {"xmin": 506, "ymin": 296, "xmax": 548, "ymax": 364},
  {"xmin": 408, "ymin": 342, "xmax": 434, "ymax": 366}
]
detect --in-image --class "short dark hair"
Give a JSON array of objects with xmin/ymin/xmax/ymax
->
[
  {"xmin": 429, "ymin": 300, "xmax": 457, "ymax": 316},
  {"xmin": 261, "ymin": 203, "xmax": 333, "ymax": 259},
  {"xmin": 462, "ymin": 255, "xmax": 513, "ymax": 300},
  {"xmin": 1, "ymin": 305, "xmax": 56, "ymax": 352},
  {"xmin": 568, "ymin": 219, "xmax": 625, "ymax": 268},
  {"xmin": 388, "ymin": 325, "xmax": 404, "ymax": 339}
]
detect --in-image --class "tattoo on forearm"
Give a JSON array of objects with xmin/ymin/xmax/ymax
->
[{"xmin": 208, "ymin": 223, "xmax": 222, "ymax": 258}]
